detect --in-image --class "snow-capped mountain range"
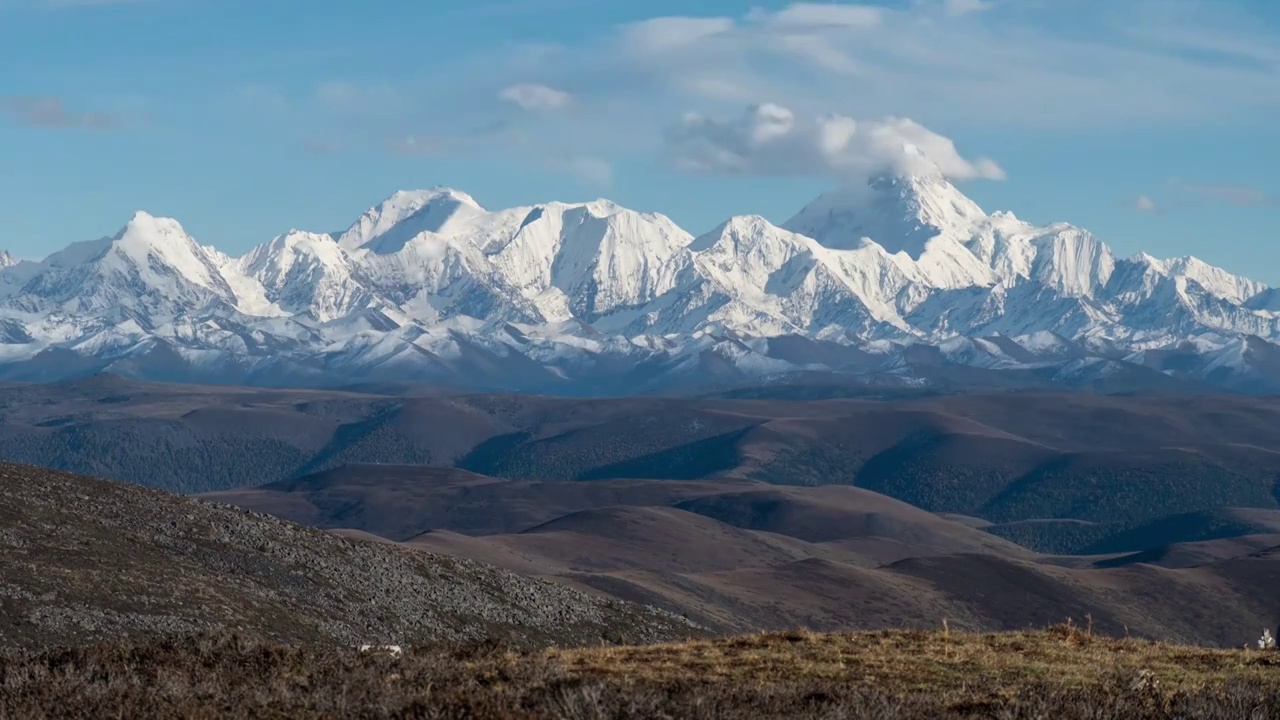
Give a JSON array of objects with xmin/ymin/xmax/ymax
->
[{"xmin": 3, "ymin": 172, "xmax": 1280, "ymax": 393}]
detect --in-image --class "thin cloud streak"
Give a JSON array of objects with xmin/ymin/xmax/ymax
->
[
  {"xmin": 0, "ymin": 97, "xmax": 117, "ymax": 129},
  {"xmin": 1175, "ymin": 182, "xmax": 1276, "ymax": 208}
]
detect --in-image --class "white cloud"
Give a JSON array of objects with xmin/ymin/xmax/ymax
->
[
  {"xmin": 499, "ymin": 83, "xmax": 572, "ymax": 111},
  {"xmin": 1132, "ymin": 195, "xmax": 1159, "ymax": 213},
  {"xmin": 665, "ymin": 103, "xmax": 1005, "ymax": 182},
  {"xmin": 942, "ymin": 0, "xmax": 995, "ymax": 17},
  {"xmin": 758, "ymin": 3, "xmax": 884, "ymax": 29},
  {"xmin": 520, "ymin": 1, "xmax": 1280, "ymax": 131},
  {"xmin": 165, "ymin": 0, "xmax": 1279, "ymax": 194},
  {"xmin": 618, "ymin": 17, "xmax": 735, "ymax": 55}
]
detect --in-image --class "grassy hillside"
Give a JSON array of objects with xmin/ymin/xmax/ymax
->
[{"xmin": 4, "ymin": 626, "xmax": 1279, "ymax": 718}]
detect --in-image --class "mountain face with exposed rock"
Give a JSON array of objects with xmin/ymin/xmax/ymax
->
[{"xmin": 2, "ymin": 173, "xmax": 1279, "ymax": 393}]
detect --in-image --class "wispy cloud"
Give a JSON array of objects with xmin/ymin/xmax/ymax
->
[
  {"xmin": 1134, "ymin": 181, "xmax": 1277, "ymax": 213},
  {"xmin": 172, "ymin": 1, "xmax": 1280, "ymax": 192},
  {"xmin": 941, "ymin": 0, "xmax": 996, "ymax": 17},
  {"xmin": 1174, "ymin": 181, "xmax": 1275, "ymax": 208},
  {"xmin": 386, "ymin": 135, "xmax": 441, "ymax": 157},
  {"xmin": 499, "ymin": 83, "xmax": 572, "ymax": 112},
  {"xmin": 0, "ymin": 97, "xmax": 116, "ymax": 129},
  {"xmin": 509, "ymin": 1, "xmax": 1280, "ymax": 130},
  {"xmin": 756, "ymin": 3, "xmax": 884, "ymax": 29},
  {"xmin": 1131, "ymin": 195, "xmax": 1160, "ymax": 214}
]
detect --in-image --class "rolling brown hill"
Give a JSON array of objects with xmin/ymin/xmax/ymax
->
[
  {"xmin": 1093, "ymin": 534, "xmax": 1280, "ymax": 569},
  {"xmin": 408, "ymin": 526, "xmax": 1280, "ymax": 646},
  {"xmin": 419, "ymin": 529, "xmax": 1280, "ymax": 646},
  {"xmin": 7, "ymin": 376, "xmax": 1280, "ymax": 518},
  {"xmin": 208, "ymin": 464, "xmax": 759, "ymax": 539},
  {"xmin": 10, "ymin": 377, "xmax": 1280, "ymax": 649},
  {"xmin": 0, "ymin": 463, "xmax": 699, "ymax": 652},
  {"xmin": 212, "ymin": 464, "xmax": 1280, "ymax": 646}
]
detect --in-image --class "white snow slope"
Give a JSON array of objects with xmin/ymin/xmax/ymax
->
[{"xmin": 3, "ymin": 176, "xmax": 1279, "ymax": 393}]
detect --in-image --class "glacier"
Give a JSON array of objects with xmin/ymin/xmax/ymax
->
[{"xmin": 2, "ymin": 172, "xmax": 1280, "ymax": 394}]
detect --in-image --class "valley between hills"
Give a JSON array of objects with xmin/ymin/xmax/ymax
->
[
  {"xmin": 4, "ymin": 376, "xmax": 1280, "ymax": 719},
  {"xmin": 3, "ymin": 375, "xmax": 1280, "ymax": 650}
]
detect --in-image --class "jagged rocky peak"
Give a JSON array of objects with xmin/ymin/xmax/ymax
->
[{"xmin": 0, "ymin": 250, "xmax": 17, "ymax": 268}]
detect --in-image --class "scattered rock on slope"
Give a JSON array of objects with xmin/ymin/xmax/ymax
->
[{"xmin": 0, "ymin": 463, "xmax": 700, "ymax": 651}]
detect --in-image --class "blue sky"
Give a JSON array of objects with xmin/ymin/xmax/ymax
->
[{"xmin": 2, "ymin": 0, "xmax": 1279, "ymax": 280}]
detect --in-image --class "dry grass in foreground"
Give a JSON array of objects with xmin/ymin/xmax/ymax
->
[{"xmin": 4, "ymin": 625, "xmax": 1280, "ymax": 719}]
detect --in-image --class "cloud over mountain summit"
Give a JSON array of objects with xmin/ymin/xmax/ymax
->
[{"xmin": 665, "ymin": 103, "xmax": 1006, "ymax": 182}]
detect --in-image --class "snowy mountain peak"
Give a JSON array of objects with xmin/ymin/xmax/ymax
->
[
  {"xmin": 783, "ymin": 173, "xmax": 986, "ymax": 256},
  {"xmin": 4, "ymin": 180, "xmax": 1280, "ymax": 394},
  {"xmin": 694, "ymin": 214, "xmax": 780, "ymax": 247},
  {"xmin": 111, "ymin": 212, "xmax": 217, "ymax": 264},
  {"xmin": 1130, "ymin": 253, "xmax": 1267, "ymax": 304},
  {"xmin": 279, "ymin": 228, "xmax": 337, "ymax": 246},
  {"xmin": 0, "ymin": 250, "xmax": 16, "ymax": 269},
  {"xmin": 393, "ymin": 186, "xmax": 483, "ymax": 211},
  {"xmin": 102, "ymin": 211, "xmax": 241, "ymax": 303},
  {"xmin": 783, "ymin": 174, "xmax": 995, "ymax": 291},
  {"xmin": 238, "ymin": 229, "xmax": 374, "ymax": 321},
  {"xmin": 338, "ymin": 188, "xmax": 486, "ymax": 255},
  {"xmin": 0, "ymin": 208, "xmax": 241, "ymax": 317},
  {"xmin": 243, "ymin": 229, "xmax": 342, "ymax": 268},
  {"xmin": 579, "ymin": 198, "xmax": 628, "ymax": 215},
  {"xmin": 122, "ymin": 209, "xmax": 185, "ymax": 236}
]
